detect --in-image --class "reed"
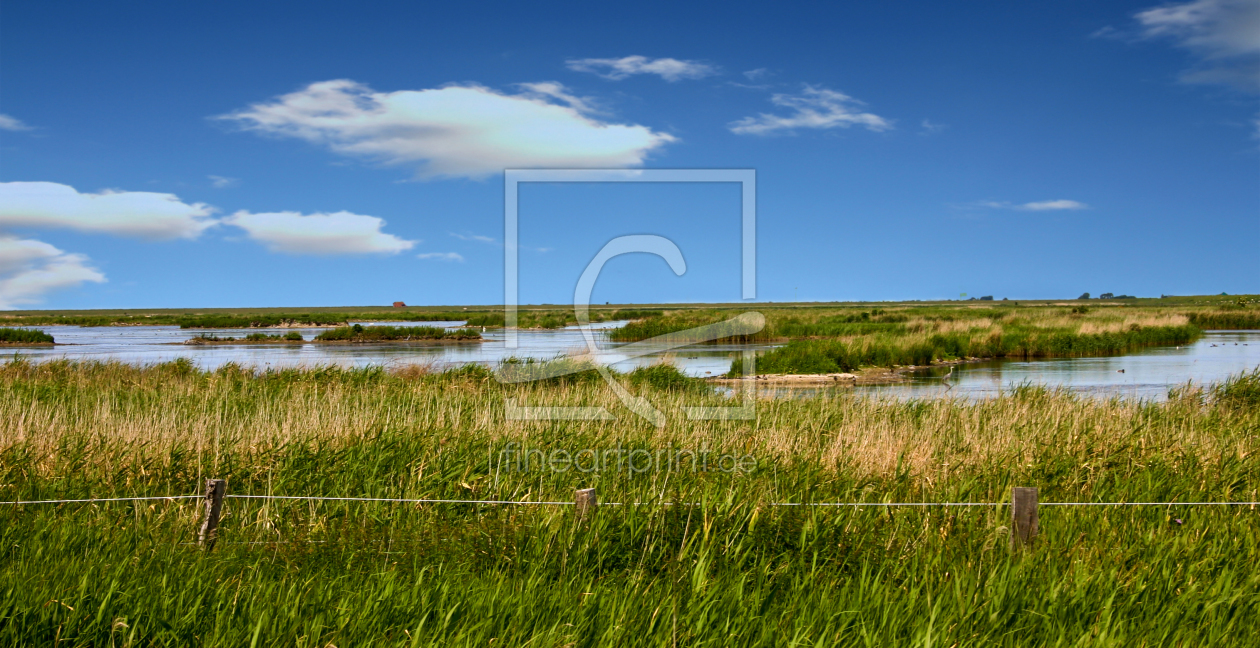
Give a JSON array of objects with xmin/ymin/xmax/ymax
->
[
  {"xmin": 736, "ymin": 324, "xmax": 1201, "ymax": 375},
  {"xmin": 313, "ymin": 324, "xmax": 481, "ymax": 341},
  {"xmin": 177, "ymin": 313, "xmax": 348, "ymax": 328},
  {"xmin": 0, "ymin": 328, "xmax": 53, "ymax": 344},
  {"xmin": 0, "ymin": 360, "xmax": 1257, "ymax": 645},
  {"xmin": 241, "ymin": 332, "xmax": 304, "ymax": 342},
  {"xmin": 1188, "ymin": 311, "xmax": 1260, "ymax": 329}
]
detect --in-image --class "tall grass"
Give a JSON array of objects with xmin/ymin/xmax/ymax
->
[
  {"xmin": 607, "ymin": 310, "xmax": 768, "ymax": 342},
  {"xmin": 1188, "ymin": 311, "xmax": 1260, "ymax": 329},
  {"xmin": 0, "ymin": 360, "xmax": 1257, "ymax": 644},
  {"xmin": 178, "ymin": 313, "xmax": 349, "ymax": 328},
  {"xmin": 313, "ymin": 324, "xmax": 481, "ymax": 341},
  {"xmin": 0, "ymin": 328, "xmax": 53, "ymax": 344},
  {"xmin": 736, "ymin": 324, "xmax": 1200, "ymax": 375}
]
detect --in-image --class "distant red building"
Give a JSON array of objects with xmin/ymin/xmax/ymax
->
[{"xmin": 392, "ymin": 301, "xmax": 406, "ymax": 308}]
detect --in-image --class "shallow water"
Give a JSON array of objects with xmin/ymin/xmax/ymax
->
[
  {"xmin": 0, "ymin": 320, "xmax": 778, "ymax": 378},
  {"xmin": 2, "ymin": 323, "xmax": 1256, "ymax": 401}
]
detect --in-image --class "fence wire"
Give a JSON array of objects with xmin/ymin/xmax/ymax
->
[{"xmin": 3, "ymin": 494, "xmax": 1258, "ymax": 507}]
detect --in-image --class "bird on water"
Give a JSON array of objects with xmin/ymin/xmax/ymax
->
[{"xmin": 942, "ymin": 365, "xmax": 955, "ymax": 391}]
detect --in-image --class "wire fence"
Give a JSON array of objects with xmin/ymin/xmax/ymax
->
[
  {"xmin": 7, "ymin": 486, "xmax": 1257, "ymax": 551},
  {"xmin": 3, "ymin": 494, "xmax": 1259, "ymax": 507}
]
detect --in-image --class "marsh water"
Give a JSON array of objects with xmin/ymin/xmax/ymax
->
[{"xmin": 2, "ymin": 321, "xmax": 1257, "ymax": 401}]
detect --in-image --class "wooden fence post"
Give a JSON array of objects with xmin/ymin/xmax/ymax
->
[
  {"xmin": 1011, "ymin": 487, "xmax": 1039, "ymax": 550},
  {"xmin": 199, "ymin": 479, "xmax": 227, "ymax": 550},
  {"xmin": 575, "ymin": 487, "xmax": 597, "ymax": 521}
]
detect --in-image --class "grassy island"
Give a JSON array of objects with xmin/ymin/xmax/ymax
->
[
  {"xmin": 0, "ymin": 328, "xmax": 54, "ymax": 345},
  {"xmin": 596, "ymin": 303, "xmax": 1248, "ymax": 376},
  {"xmin": 313, "ymin": 324, "xmax": 481, "ymax": 342},
  {"xmin": 182, "ymin": 332, "xmax": 305, "ymax": 345}
]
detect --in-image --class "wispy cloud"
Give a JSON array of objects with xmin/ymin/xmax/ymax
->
[
  {"xmin": 1110, "ymin": 0, "xmax": 1260, "ymax": 93},
  {"xmin": 743, "ymin": 68, "xmax": 770, "ymax": 81},
  {"xmin": 729, "ymin": 86, "xmax": 893, "ymax": 135},
  {"xmin": 566, "ymin": 56, "xmax": 718, "ymax": 82},
  {"xmin": 0, "ymin": 114, "xmax": 32, "ymax": 132},
  {"xmin": 416, "ymin": 252, "xmax": 464, "ymax": 262},
  {"xmin": 449, "ymin": 231, "xmax": 550, "ymax": 252},
  {"xmin": 225, "ymin": 210, "xmax": 415, "ymax": 255},
  {"xmin": 219, "ymin": 79, "xmax": 675, "ymax": 180},
  {"xmin": 0, "ymin": 181, "xmax": 217, "ymax": 240},
  {"xmin": 515, "ymin": 82, "xmax": 602, "ymax": 114},
  {"xmin": 449, "ymin": 232, "xmax": 499, "ymax": 245},
  {"xmin": 973, "ymin": 199, "xmax": 1090, "ymax": 211},
  {"xmin": 0, "ymin": 236, "xmax": 105, "ymax": 309},
  {"xmin": 208, "ymin": 175, "xmax": 239, "ymax": 188},
  {"xmin": 920, "ymin": 119, "xmax": 948, "ymax": 134}
]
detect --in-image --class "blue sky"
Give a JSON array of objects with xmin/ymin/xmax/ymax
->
[{"xmin": 0, "ymin": 0, "xmax": 1256, "ymax": 309}]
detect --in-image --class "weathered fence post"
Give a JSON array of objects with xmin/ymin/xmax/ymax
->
[
  {"xmin": 575, "ymin": 487, "xmax": 597, "ymax": 521},
  {"xmin": 199, "ymin": 479, "xmax": 227, "ymax": 550},
  {"xmin": 1011, "ymin": 487, "xmax": 1039, "ymax": 550}
]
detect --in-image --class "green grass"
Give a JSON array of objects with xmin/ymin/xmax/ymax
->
[
  {"xmin": 192, "ymin": 333, "xmax": 236, "ymax": 342},
  {"xmin": 313, "ymin": 324, "xmax": 481, "ymax": 342},
  {"xmin": 242, "ymin": 332, "xmax": 305, "ymax": 342},
  {"xmin": 463, "ymin": 312, "xmax": 506, "ymax": 327},
  {"xmin": 607, "ymin": 310, "xmax": 768, "ymax": 343},
  {"xmin": 0, "ymin": 361, "xmax": 1257, "ymax": 645},
  {"xmin": 1188, "ymin": 311, "xmax": 1260, "ymax": 329},
  {"xmin": 178, "ymin": 314, "xmax": 350, "ymax": 329},
  {"xmin": 735, "ymin": 324, "xmax": 1202, "ymax": 375},
  {"xmin": 0, "ymin": 328, "xmax": 53, "ymax": 344}
]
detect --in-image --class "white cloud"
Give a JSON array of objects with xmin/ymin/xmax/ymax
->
[
  {"xmin": 449, "ymin": 232, "xmax": 498, "ymax": 245},
  {"xmin": 920, "ymin": 119, "xmax": 948, "ymax": 134},
  {"xmin": 729, "ymin": 86, "xmax": 893, "ymax": 135},
  {"xmin": 449, "ymin": 231, "xmax": 550, "ymax": 253},
  {"xmin": 1135, "ymin": 0, "xmax": 1260, "ymax": 92},
  {"xmin": 1019, "ymin": 199, "xmax": 1089, "ymax": 211},
  {"xmin": 0, "ymin": 114, "xmax": 32, "ymax": 131},
  {"xmin": 743, "ymin": 68, "xmax": 770, "ymax": 81},
  {"xmin": 566, "ymin": 56, "xmax": 718, "ymax": 82},
  {"xmin": 225, "ymin": 210, "xmax": 415, "ymax": 255},
  {"xmin": 0, "ymin": 236, "xmax": 105, "ymax": 309},
  {"xmin": 974, "ymin": 199, "xmax": 1090, "ymax": 211},
  {"xmin": 416, "ymin": 252, "xmax": 464, "ymax": 262},
  {"xmin": 208, "ymin": 175, "xmax": 239, "ymax": 188},
  {"xmin": 0, "ymin": 182, "xmax": 216, "ymax": 240},
  {"xmin": 219, "ymin": 80, "xmax": 676, "ymax": 179}
]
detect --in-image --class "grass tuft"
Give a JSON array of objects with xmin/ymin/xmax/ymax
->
[
  {"xmin": 0, "ymin": 328, "xmax": 53, "ymax": 344},
  {"xmin": 314, "ymin": 324, "xmax": 481, "ymax": 341}
]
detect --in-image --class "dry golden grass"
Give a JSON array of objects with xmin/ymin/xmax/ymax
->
[{"xmin": 1, "ymin": 360, "xmax": 1253, "ymax": 495}]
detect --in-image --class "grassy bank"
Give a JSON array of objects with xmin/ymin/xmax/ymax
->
[
  {"xmin": 0, "ymin": 307, "xmax": 662, "ymax": 330},
  {"xmin": 0, "ymin": 360, "xmax": 1257, "ymax": 645},
  {"xmin": 184, "ymin": 332, "xmax": 306, "ymax": 344},
  {"xmin": 1187, "ymin": 311, "xmax": 1260, "ymax": 329},
  {"xmin": 734, "ymin": 323, "xmax": 1201, "ymax": 375},
  {"xmin": 0, "ymin": 328, "xmax": 54, "ymax": 344},
  {"xmin": 601, "ymin": 306, "xmax": 1214, "ymax": 375},
  {"xmin": 313, "ymin": 324, "xmax": 481, "ymax": 342}
]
